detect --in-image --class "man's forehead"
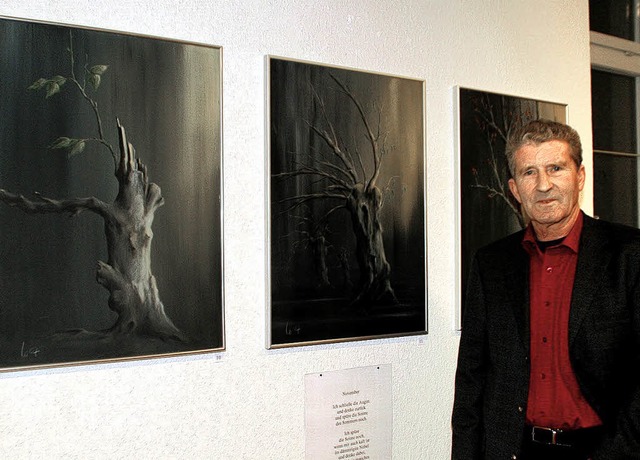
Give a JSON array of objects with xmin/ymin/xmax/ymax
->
[
  {"xmin": 513, "ymin": 141, "xmax": 581, "ymax": 175},
  {"xmin": 516, "ymin": 140, "xmax": 570, "ymax": 159},
  {"xmin": 518, "ymin": 139, "xmax": 570, "ymax": 152}
]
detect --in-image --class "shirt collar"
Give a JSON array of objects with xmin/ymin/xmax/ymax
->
[{"xmin": 522, "ymin": 211, "xmax": 583, "ymax": 254}]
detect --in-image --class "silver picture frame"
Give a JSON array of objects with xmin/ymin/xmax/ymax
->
[
  {"xmin": 0, "ymin": 16, "xmax": 224, "ymax": 370},
  {"xmin": 267, "ymin": 56, "xmax": 427, "ymax": 348}
]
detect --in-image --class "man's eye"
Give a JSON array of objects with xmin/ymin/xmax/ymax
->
[
  {"xmin": 550, "ymin": 166, "xmax": 562, "ymax": 172},
  {"xmin": 523, "ymin": 170, "xmax": 535, "ymax": 176}
]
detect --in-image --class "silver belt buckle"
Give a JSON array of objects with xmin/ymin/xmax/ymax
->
[{"xmin": 531, "ymin": 426, "xmax": 571, "ymax": 447}]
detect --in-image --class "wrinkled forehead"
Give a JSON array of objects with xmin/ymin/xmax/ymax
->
[
  {"xmin": 516, "ymin": 139, "xmax": 577, "ymax": 163},
  {"xmin": 512, "ymin": 140, "xmax": 577, "ymax": 171}
]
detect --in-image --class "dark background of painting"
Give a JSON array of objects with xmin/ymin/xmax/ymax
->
[
  {"xmin": 269, "ymin": 58, "xmax": 426, "ymax": 346},
  {"xmin": 458, "ymin": 88, "xmax": 566, "ymax": 315},
  {"xmin": 0, "ymin": 18, "xmax": 223, "ymax": 367}
]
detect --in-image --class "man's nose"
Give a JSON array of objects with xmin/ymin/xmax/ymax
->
[{"xmin": 536, "ymin": 171, "xmax": 552, "ymax": 192}]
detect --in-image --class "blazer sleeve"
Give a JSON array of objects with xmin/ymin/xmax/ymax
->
[
  {"xmin": 588, "ymin": 267, "xmax": 640, "ymax": 459},
  {"xmin": 451, "ymin": 255, "xmax": 488, "ymax": 460},
  {"xmin": 576, "ymin": 219, "xmax": 640, "ymax": 459}
]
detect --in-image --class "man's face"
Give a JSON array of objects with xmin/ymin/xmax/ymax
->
[{"xmin": 508, "ymin": 140, "xmax": 585, "ymax": 239}]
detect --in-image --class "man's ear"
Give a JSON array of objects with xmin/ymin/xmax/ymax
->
[
  {"xmin": 508, "ymin": 178, "xmax": 521, "ymax": 204},
  {"xmin": 577, "ymin": 164, "xmax": 586, "ymax": 191}
]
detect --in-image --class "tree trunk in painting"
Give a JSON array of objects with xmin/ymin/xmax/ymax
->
[
  {"xmin": 97, "ymin": 122, "xmax": 183, "ymax": 340},
  {"xmin": 310, "ymin": 232, "xmax": 331, "ymax": 289},
  {"xmin": 347, "ymin": 184, "xmax": 396, "ymax": 307},
  {"xmin": 0, "ymin": 122, "xmax": 184, "ymax": 342}
]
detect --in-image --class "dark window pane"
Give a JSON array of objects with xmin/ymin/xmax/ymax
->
[
  {"xmin": 594, "ymin": 155, "xmax": 637, "ymax": 226},
  {"xmin": 591, "ymin": 69, "xmax": 636, "ymax": 153},
  {"xmin": 591, "ymin": 69, "xmax": 638, "ymax": 226},
  {"xmin": 590, "ymin": 0, "xmax": 635, "ymax": 40}
]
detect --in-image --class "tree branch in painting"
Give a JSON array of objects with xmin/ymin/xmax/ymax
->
[
  {"xmin": 468, "ymin": 93, "xmax": 532, "ymax": 229},
  {"xmin": 274, "ymin": 74, "xmax": 398, "ymax": 309},
  {"xmin": 0, "ymin": 31, "xmax": 184, "ymax": 342}
]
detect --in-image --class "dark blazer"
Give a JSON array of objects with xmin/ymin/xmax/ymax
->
[{"xmin": 451, "ymin": 213, "xmax": 640, "ymax": 460}]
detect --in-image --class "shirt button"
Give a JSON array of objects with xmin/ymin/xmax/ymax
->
[
  {"xmin": 541, "ymin": 373, "xmax": 546, "ymax": 379},
  {"xmin": 512, "ymin": 455, "xmax": 518, "ymax": 460},
  {"xmin": 542, "ymin": 337, "xmax": 547, "ymax": 343},
  {"xmin": 546, "ymin": 267, "xmax": 553, "ymax": 273},
  {"xmin": 518, "ymin": 406, "xmax": 524, "ymax": 413},
  {"xmin": 544, "ymin": 301, "xmax": 550, "ymax": 306}
]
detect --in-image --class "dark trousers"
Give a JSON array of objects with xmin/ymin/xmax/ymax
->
[{"xmin": 521, "ymin": 425, "xmax": 604, "ymax": 460}]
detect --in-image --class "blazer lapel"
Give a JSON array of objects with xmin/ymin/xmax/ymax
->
[
  {"xmin": 503, "ymin": 240, "xmax": 530, "ymax": 354},
  {"xmin": 569, "ymin": 216, "xmax": 610, "ymax": 346}
]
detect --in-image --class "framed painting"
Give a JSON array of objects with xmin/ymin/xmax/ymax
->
[
  {"xmin": 268, "ymin": 57, "xmax": 426, "ymax": 347},
  {"xmin": 454, "ymin": 86, "xmax": 566, "ymax": 329},
  {"xmin": 0, "ymin": 16, "xmax": 224, "ymax": 370}
]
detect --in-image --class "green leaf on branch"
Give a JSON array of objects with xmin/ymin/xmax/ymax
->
[
  {"xmin": 68, "ymin": 140, "xmax": 86, "ymax": 158},
  {"xmin": 49, "ymin": 137, "xmax": 75, "ymax": 149},
  {"xmin": 29, "ymin": 76, "xmax": 67, "ymax": 98},
  {"xmin": 45, "ymin": 82, "xmax": 62, "ymax": 98},
  {"xmin": 50, "ymin": 75, "xmax": 66, "ymax": 84},
  {"xmin": 88, "ymin": 73, "xmax": 101, "ymax": 90},
  {"xmin": 49, "ymin": 137, "xmax": 86, "ymax": 157},
  {"xmin": 27, "ymin": 78, "xmax": 47, "ymax": 91},
  {"xmin": 88, "ymin": 65, "xmax": 108, "ymax": 90},
  {"xmin": 90, "ymin": 65, "xmax": 108, "ymax": 75}
]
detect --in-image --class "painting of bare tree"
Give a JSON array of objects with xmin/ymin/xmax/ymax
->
[
  {"xmin": 456, "ymin": 87, "xmax": 566, "ymax": 328},
  {"xmin": 269, "ymin": 58, "xmax": 426, "ymax": 347},
  {"xmin": 0, "ymin": 17, "xmax": 223, "ymax": 370}
]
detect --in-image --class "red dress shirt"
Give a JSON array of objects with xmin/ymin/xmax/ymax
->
[{"xmin": 522, "ymin": 213, "xmax": 602, "ymax": 429}]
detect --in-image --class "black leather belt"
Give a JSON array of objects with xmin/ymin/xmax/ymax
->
[{"xmin": 525, "ymin": 425, "xmax": 604, "ymax": 448}]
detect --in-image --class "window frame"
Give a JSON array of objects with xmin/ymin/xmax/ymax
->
[{"xmin": 591, "ymin": 28, "xmax": 640, "ymax": 225}]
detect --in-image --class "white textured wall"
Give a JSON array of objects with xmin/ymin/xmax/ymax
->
[{"xmin": 0, "ymin": 1, "xmax": 592, "ymax": 459}]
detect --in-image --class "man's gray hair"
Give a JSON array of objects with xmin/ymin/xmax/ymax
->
[{"xmin": 505, "ymin": 119, "xmax": 583, "ymax": 176}]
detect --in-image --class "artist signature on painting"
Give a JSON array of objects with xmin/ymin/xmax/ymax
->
[
  {"xmin": 285, "ymin": 321, "xmax": 302, "ymax": 336},
  {"xmin": 20, "ymin": 342, "xmax": 41, "ymax": 359}
]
